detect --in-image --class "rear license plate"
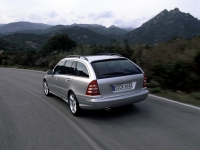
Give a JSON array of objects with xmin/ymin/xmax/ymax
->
[{"xmin": 113, "ymin": 82, "xmax": 133, "ymax": 91}]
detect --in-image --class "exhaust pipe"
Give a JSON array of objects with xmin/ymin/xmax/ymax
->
[{"xmin": 104, "ymin": 107, "xmax": 112, "ymax": 112}]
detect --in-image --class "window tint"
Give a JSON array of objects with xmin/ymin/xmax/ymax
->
[
  {"xmin": 91, "ymin": 59, "xmax": 142, "ymax": 79},
  {"xmin": 54, "ymin": 60, "xmax": 65, "ymax": 74},
  {"xmin": 70, "ymin": 61, "xmax": 76, "ymax": 75},
  {"xmin": 63, "ymin": 60, "xmax": 73, "ymax": 74},
  {"xmin": 77, "ymin": 62, "xmax": 89, "ymax": 78}
]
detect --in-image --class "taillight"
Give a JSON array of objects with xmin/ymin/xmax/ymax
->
[
  {"xmin": 86, "ymin": 80, "xmax": 100, "ymax": 96},
  {"xmin": 143, "ymin": 73, "xmax": 147, "ymax": 87}
]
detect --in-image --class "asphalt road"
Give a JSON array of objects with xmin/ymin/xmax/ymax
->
[{"xmin": 0, "ymin": 67, "xmax": 200, "ymax": 150}]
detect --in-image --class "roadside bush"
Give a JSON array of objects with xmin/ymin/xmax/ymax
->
[
  {"xmin": 151, "ymin": 61, "xmax": 190, "ymax": 90},
  {"xmin": 35, "ymin": 58, "xmax": 49, "ymax": 68},
  {"xmin": 194, "ymin": 50, "xmax": 200, "ymax": 75},
  {"xmin": 1, "ymin": 59, "xmax": 8, "ymax": 66},
  {"xmin": 147, "ymin": 79, "xmax": 160, "ymax": 88},
  {"xmin": 149, "ymin": 87, "xmax": 162, "ymax": 93},
  {"xmin": 191, "ymin": 93, "xmax": 200, "ymax": 100}
]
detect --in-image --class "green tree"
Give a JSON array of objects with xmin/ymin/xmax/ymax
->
[
  {"xmin": 194, "ymin": 50, "xmax": 200, "ymax": 75},
  {"xmin": 40, "ymin": 34, "xmax": 77, "ymax": 54},
  {"xmin": 123, "ymin": 39, "xmax": 132, "ymax": 58}
]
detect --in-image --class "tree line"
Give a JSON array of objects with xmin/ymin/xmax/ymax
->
[{"xmin": 0, "ymin": 34, "xmax": 200, "ymax": 93}]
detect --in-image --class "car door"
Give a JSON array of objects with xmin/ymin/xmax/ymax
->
[
  {"xmin": 47, "ymin": 60, "xmax": 65, "ymax": 95},
  {"xmin": 57, "ymin": 60, "xmax": 76, "ymax": 99}
]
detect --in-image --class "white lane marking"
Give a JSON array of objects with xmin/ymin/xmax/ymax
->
[
  {"xmin": 1, "ymin": 67, "xmax": 200, "ymax": 111},
  {"xmin": 0, "ymin": 77, "xmax": 103, "ymax": 150},
  {"xmin": 149, "ymin": 94, "xmax": 200, "ymax": 110},
  {"xmin": 0, "ymin": 67, "xmax": 45, "ymax": 73}
]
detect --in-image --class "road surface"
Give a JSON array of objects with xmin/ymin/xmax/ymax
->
[{"xmin": 0, "ymin": 67, "xmax": 200, "ymax": 150}]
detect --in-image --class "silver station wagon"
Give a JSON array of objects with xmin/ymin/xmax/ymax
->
[{"xmin": 43, "ymin": 53, "xmax": 148, "ymax": 116}]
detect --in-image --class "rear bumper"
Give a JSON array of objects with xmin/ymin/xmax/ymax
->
[{"xmin": 77, "ymin": 89, "xmax": 149, "ymax": 110}]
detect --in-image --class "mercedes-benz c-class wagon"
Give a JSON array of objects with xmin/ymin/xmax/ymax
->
[{"xmin": 43, "ymin": 53, "xmax": 148, "ymax": 116}]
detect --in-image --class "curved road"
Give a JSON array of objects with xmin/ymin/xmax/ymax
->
[{"xmin": 0, "ymin": 67, "xmax": 200, "ymax": 150}]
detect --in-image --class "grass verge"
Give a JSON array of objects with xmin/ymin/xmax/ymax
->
[{"xmin": 149, "ymin": 88, "xmax": 200, "ymax": 107}]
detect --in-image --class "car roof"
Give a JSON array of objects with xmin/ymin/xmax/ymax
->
[
  {"xmin": 85, "ymin": 55, "xmax": 123, "ymax": 63},
  {"xmin": 64, "ymin": 55, "xmax": 124, "ymax": 63}
]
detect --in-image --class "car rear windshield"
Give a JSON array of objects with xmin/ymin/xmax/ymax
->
[{"xmin": 91, "ymin": 58, "xmax": 142, "ymax": 79}]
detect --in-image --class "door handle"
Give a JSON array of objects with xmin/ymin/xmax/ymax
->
[{"xmin": 66, "ymin": 78, "xmax": 70, "ymax": 82}]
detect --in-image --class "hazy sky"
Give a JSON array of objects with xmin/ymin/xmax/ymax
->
[{"xmin": 0, "ymin": 0, "xmax": 200, "ymax": 28}]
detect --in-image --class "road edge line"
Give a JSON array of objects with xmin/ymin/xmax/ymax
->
[{"xmin": 149, "ymin": 94, "xmax": 200, "ymax": 110}]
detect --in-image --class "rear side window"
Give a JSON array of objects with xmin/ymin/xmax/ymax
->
[
  {"xmin": 77, "ymin": 62, "xmax": 89, "ymax": 78},
  {"xmin": 63, "ymin": 60, "xmax": 76, "ymax": 75},
  {"xmin": 91, "ymin": 59, "xmax": 142, "ymax": 79}
]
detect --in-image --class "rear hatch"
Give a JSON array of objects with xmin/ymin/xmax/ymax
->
[{"xmin": 91, "ymin": 58, "xmax": 144, "ymax": 97}]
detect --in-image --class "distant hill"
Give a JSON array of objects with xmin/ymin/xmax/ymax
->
[
  {"xmin": 47, "ymin": 26, "xmax": 112, "ymax": 45},
  {"xmin": 0, "ymin": 24, "xmax": 5, "ymax": 27},
  {"xmin": 1, "ymin": 26, "xmax": 114, "ymax": 50},
  {"xmin": 43, "ymin": 25, "xmax": 66, "ymax": 33},
  {"xmin": 122, "ymin": 28, "xmax": 134, "ymax": 31},
  {"xmin": 1, "ymin": 33, "xmax": 49, "ymax": 49},
  {"xmin": 124, "ymin": 8, "xmax": 200, "ymax": 44},
  {"xmin": 0, "ymin": 22, "xmax": 52, "ymax": 33},
  {"xmin": 0, "ymin": 38, "xmax": 26, "ymax": 51},
  {"xmin": 14, "ymin": 24, "xmax": 128, "ymax": 35},
  {"xmin": 81, "ymin": 25, "xmax": 109, "ymax": 35},
  {"xmin": 81, "ymin": 25, "xmax": 128, "ymax": 35},
  {"xmin": 66, "ymin": 24, "xmax": 128, "ymax": 35},
  {"xmin": 107, "ymin": 25, "xmax": 128, "ymax": 35},
  {"xmin": 67, "ymin": 24, "xmax": 109, "ymax": 35},
  {"xmin": 15, "ymin": 29, "xmax": 44, "ymax": 34},
  {"xmin": 15, "ymin": 25, "xmax": 66, "ymax": 34},
  {"xmin": 69, "ymin": 23, "xmax": 104, "ymax": 28}
]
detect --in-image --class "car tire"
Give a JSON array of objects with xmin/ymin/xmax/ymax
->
[
  {"xmin": 69, "ymin": 92, "xmax": 81, "ymax": 116},
  {"xmin": 43, "ymin": 80, "xmax": 51, "ymax": 96}
]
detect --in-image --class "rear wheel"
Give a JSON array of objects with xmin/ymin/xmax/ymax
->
[
  {"xmin": 43, "ymin": 80, "xmax": 50, "ymax": 96},
  {"xmin": 69, "ymin": 92, "xmax": 81, "ymax": 116}
]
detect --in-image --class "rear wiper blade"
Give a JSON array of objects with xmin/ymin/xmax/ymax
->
[{"xmin": 102, "ymin": 72, "xmax": 123, "ymax": 75}]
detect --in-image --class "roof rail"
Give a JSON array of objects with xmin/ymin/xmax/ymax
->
[
  {"xmin": 66, "ymin": 55, "xmax": 88, "ymax": 61},
  {"xmin": 97, "ymin": 53, "xmax": 123, "ymax": 57}
]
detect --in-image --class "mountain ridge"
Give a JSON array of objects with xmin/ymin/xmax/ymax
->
[
  {"xmin": 1, "ymin": 8, "xmax": 200, "ymax": 50},
  {"xmin": 124, "ymin": 8, "xmax": 200, "ymax": 44},
  {"xmin": 0, "ymin": 21, "xmax": 52, "ymax": 33}
]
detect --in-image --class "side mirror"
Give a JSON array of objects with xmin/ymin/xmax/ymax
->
[{"xmin": 47, "ymin": 70, "xmax": 53, "ymax": 75}]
